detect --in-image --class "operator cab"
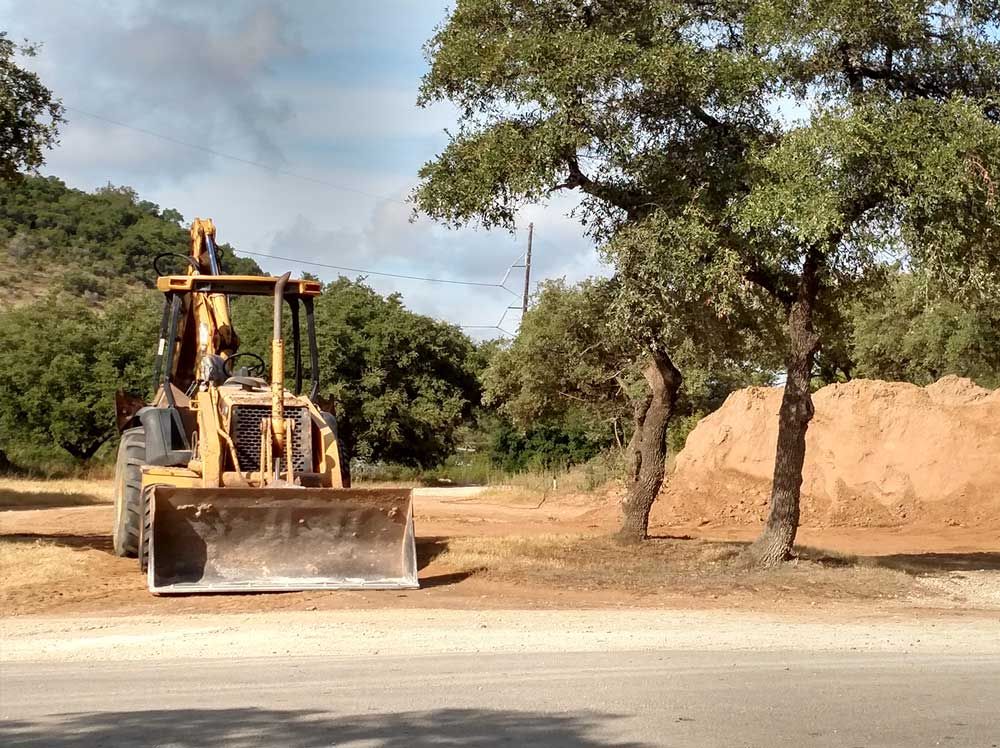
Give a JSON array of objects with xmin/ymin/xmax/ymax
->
[{"xmin": 152, "ymin": 274, "xmax": 324, "ymax": 401}]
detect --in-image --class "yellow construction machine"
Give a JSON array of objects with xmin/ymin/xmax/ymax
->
[{"xmin": 111, "ymin": 219, "xmax": 417, "ymax": 594}]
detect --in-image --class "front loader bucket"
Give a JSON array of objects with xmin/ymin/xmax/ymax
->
[{"xmin": 147, "ymin": 486, "xmax": 417, "ymax": 594}]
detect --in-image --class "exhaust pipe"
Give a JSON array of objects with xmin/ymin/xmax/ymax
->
[{"xmin": 271, "ymin": 272, "xmax": 291, "ymax": 459}]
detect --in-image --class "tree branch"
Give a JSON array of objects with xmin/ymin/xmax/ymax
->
[
  {"xmin": 550, "ymin": 153, "xmax": 652, "ymax": 219},
  {"xmin": 744, "ymin": 265, "xmax": 797, "ymax": 307},
  {"xmin": 688, "ymin": 103, "xmax": 724, "ymax": 130}
]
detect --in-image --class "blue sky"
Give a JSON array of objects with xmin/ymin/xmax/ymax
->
[{"xmin": 3, "ymin": 0, "xmax": 603, "ymax": 335}]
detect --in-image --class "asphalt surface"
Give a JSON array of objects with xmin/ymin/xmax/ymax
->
[{"xmin": 2, "ymin": 650, "xmax": 999, "ymax": 747}]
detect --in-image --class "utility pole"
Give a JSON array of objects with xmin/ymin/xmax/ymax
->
[{"xmin": 521, "ymin": 222, "xmax": 533, "ymax": 315}]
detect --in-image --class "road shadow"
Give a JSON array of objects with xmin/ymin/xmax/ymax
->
[
  {"xmin": 0, "ymin": 707, "xmax": 647, "ymax": 748},
  {"xmin": 0, "ymin": 532, "xmax": 112, "ymax": 553}
]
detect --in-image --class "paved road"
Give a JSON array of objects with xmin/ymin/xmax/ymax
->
[{"xmin": 3, "ymin": 650, "xmax": 998, "ymax": 747}]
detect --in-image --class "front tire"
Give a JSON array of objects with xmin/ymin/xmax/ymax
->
[
  {"xmin": 138, "ymin": 485, "xmax": 154, "ymax": 573},
  {"xmin": 321, "ymin": 412, "xmax": 351, "ymax": 488},
  {"xmin": 111, "ymin": 427, "xmax": 145, "ymax": 557}
]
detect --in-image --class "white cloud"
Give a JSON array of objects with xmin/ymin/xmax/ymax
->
[{"xmin": 5, "ymin": 0, "xmax": 303, "ymax": 163}]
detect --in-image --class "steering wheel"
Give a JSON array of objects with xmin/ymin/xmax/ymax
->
[{"xmin": 225, "ymin": 352, "xmax": 266, "ymax": 378}]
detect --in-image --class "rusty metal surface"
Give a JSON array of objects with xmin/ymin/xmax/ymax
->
[{"xmin": 147, "ymin": 487, "xmax": 417, "ymax": 594}]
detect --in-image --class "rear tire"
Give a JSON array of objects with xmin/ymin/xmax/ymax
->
[{"xmin": 112, "ymin": 427, "xmax": 145, "ymax": 557}]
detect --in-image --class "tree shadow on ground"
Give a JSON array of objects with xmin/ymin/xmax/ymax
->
[
  {"xmin": 0, "ymin": 532, "xmax": 112, "ymax": 553},
  {"xmin": 865, "ymin": 552, "xmax": 1000, "ymax": 573},
  {"xmin": 0, "ymin": 488, "xmax": 107, "ymax": 511},
  {"xmin": 0, "ymin": 707, "xmax": 647, "ymax": 748},
  {"xmin": 796, "ymin": 545, "xmax": 1000, "ymax": 573}
]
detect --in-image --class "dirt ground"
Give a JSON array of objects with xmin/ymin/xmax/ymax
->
[{"xmin": 2, "ymin": 479, "xmax": 999, "ymax": 618}]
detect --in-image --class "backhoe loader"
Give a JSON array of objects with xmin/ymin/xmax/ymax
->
[{"xmin": 111, "ymin": 218, "xmax": 417, "ymax": 594}]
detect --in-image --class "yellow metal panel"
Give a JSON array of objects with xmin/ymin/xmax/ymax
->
[
  {"xmin": 197, "ymin": 390, "xmax": 224, "ymax": 487},
  {"xmin": 155, "ymin": 275, "xmax": 322, "ymax": 297},
  {"xmin": 141, "ymin": 467, "xmax": 202, "ymax": 492}
]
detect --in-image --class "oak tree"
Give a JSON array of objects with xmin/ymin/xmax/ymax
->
[{"xmin": 0, "ymin": 33, "xmax": 63, "ymax": 180}]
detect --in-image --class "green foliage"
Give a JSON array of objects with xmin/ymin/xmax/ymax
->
[
  {"xmin": 484, "ymin": 277, "xmax": 777, "ymax": 461},
  {"xmin": 233, "ymin": 277, "xmax": 482, "ymax": 468},
  {"xmin": 1, "ymin": 33, "xmax": 64, "ymax": 181},
  {"xmin": 488, "ymin": 419, "xmax": 607, "ymax": 473},
  {"xmin": 850, "ymin": 271, "xmax": 1000, "ymax": 388},
  {"xmin": 0, "ymin": 176, "xmax": 261, "ymax": 307},
  {"xmin": 484, "ymin": 278, "xmax": 632, "ymax": 431},
  {"xmin": 0, "ymin": 292, "xmax": 161, "ymax": 462}
]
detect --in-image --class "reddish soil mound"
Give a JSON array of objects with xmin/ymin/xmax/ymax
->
[{"xmin": 653, "ymin": 376, "xmax": 1000, "ymax": 529}]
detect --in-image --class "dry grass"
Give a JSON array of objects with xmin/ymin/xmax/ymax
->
[
  {"xmin": 435, "ymin": 534, "xmax": 917, "ymax": 602},
  {"xmin": 354, "ymin": 480, "xmax": 424, "ymax": 489},
  {"xmin": 0, "ymin": 539, "xmax": 103, "ymax": 590},
  {"xmin": 0, "ymin": 478, "xmax": 113, "ymax": 509}
]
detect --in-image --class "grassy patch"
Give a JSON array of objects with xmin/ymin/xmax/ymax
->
[
  {"xmin": 436, "ymin": 534, "xmax": 917, "ymax": 602},
  {"xmin": 353, "ymin": 452, "xmax": 623, "ymax": 493}
]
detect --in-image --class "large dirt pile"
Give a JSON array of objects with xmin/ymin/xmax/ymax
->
[{"xmin": 653, "ymin": 376, "xmax": 1000, "ymax": 529}]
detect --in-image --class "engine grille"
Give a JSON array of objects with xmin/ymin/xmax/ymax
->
[{"xmin": 231, "ymin": 405, "xmax": 312, "ymax": 474}]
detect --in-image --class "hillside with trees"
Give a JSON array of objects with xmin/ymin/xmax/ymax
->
[{"xmin": 0, "ymin": 175, "xmax": 260, "ymax": 306}]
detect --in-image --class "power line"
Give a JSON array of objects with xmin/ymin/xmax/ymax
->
[
  {"xmin": 239, "ymin": 248, "xmax": 521, "ymax": 294},
  {"xmin": 459, "ymin": 225, "xmax": 535, "ymax": 337},
  {"xmin": 245, "ymin": 246, "xmax": 523, "ymax": 336}
]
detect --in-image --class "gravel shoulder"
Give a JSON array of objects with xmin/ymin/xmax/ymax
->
[{"xmin": 4, "ymin": 607, "xmax": 999, "ymax": 664}]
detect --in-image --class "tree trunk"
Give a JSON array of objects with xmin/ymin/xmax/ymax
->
[
  {"xmin": 745, "ymin": 253, "xmax": 822, "ymax": 566},
  {"xmin": 617, "ymin": 352, "xmax": 682, "ymax": 543}
]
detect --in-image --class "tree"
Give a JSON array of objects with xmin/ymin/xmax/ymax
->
[
  {"xmin": 727, "ymin": 4, "xmax": 1000, "ymax": 565},
  {"xmin": 234, "ymin": 278, "xmax": 481, "ymax": 468},
  {"xmin": 851, "ymin": 270, "xmax": 1000, "ymax": 388},
  {"xmin": 0, "ymin": 33, "xmax": 64, "ymax": 180},
  {"xmin": 484, "ymin": 278, "xmax": 632, "ymax": 445},
  {"xmin": 414, "ymin": 0, "xmax": 1000, "ymax": 560},
  {"xmin": 0, "ymin": 293, "xmax": 160, "ymax": 462},
  {"xmin": 413, "ymin": 1, "xmax": 778, "ymax": 541},
  {"xmin": 603, "ymin": 225, "xmax": 780, "ymax": 541}
]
